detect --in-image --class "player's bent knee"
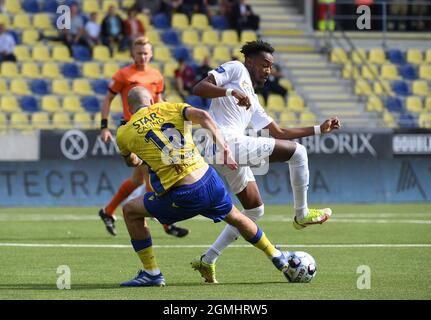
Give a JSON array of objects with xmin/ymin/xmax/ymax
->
[
  {"xmin": 288, "ymin": 143, "xmax": 308, "ymax": 167},
  {"xmin": 244, "ymin": 204, "xmax": 264, "ymax": 222}
]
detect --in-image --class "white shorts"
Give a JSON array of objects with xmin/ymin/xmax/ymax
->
[{"xmin": 202, "ymin": 135, "xmax": 275, "ymax": 194}]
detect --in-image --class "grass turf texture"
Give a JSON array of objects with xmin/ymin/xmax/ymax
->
[{"xmin": 0, "ymin": 204, "xmax": 430, "ymax": 300}]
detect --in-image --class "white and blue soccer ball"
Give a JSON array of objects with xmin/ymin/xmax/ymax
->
[{"xmin": 284, "ymin": 251, "xmax": 317, "ymax": 283}]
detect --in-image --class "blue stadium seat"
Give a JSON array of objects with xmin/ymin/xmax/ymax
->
[
  {"xmin": 72, "ymin": 45, "xmax": 92, "ymax": 62},
  {"xmin": 20, "ymin": 96, "xmax": 39, "ymax": 112},
  {"xmin": 173, "ymin": 46, "xmax": 190, "ymax": 61},
  {"xmin": 211, "ymin": 15, "xmax": 229, "ymax": 30},
  {"xmin": 399, "ymin": 112, "xmax": 417, "ymax": 128},
  {"xmin": 42, "ymin": 0, "xmax": 59, "ymax": 13},
  {"xmin": 62, "ymin": 63, "xmax": 80, "ymax": 78},
  {"xmin": 31, "ymin": 80, "xmax": 49, "ymax": 95},
  {"xmin": 82, "ymin": 96, "xmax": 100, "ymax": 113},
  {"xmin": 392, "ymin": 80, "xmax": 410, "ymax": 96},
  {"xmin": 162, "ymin": 30, "xmax": 180, "ymax": 46},
  {"xmin": 387, "ymin": 49, "xmax": 406, "ymax": 65},
  {"xmin": 398, "ymin": 64, "xmax": 418, "ymax": 80},
  {"xmin": 186, "ymin": 95, "xmax": 204, "ymax": 108},
  {"xmin": 92, "ymin": 80, "xmax": 109, "ymax": 95},
  {"xmin": 22, "ymin": 0, "xmax": 40, "ymax": 13},
  {"xmin": 386, "ymin": 97, "xmax": 404, "ymax": 113},
  {"xmin": 152, "ymin": 13, "xmax": 170, "ymax": 29}
]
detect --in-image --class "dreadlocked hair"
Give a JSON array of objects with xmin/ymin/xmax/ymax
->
[{"xmin": 240, "ymin": 40, "xmax": 274, "ymax": 58}]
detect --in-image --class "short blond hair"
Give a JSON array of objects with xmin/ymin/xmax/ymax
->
[{"xmin": 133, "ymin": 36, "xmax": 149, "ymax": 47}]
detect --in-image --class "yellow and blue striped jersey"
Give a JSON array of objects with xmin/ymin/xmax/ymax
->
[{"xmin": 116, "ymin": 102, "xmax": 206, "ymax": 195}]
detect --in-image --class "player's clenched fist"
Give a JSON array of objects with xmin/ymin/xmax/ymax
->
[
  {"xmin": 320, "ymin": 117, "xmax": 341, "ymax": 134},
  {"xmin": 232, "ymin": 90, "xmax": 251, "ymax": 109}
]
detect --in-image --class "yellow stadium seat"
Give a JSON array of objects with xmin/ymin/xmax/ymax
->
[
  {"xmin": 426, "ymin": 97, "xmax": 431, "ymax": 111},
  {"xmin": 193, "ymin": 45, "xmax": 210, "ymax": 62},
  {"xmin": 83, "ymin": 62, "xmax": 103, "ymax": 79},
  {"xmin": 0, "ymin": 79, "xmax": 7, "ymax": 94},
  {"xmin": 406, "ymin": 49, "xmax": 423, "ymax": 65},
  {"xmin": 191, "ymin": 13, "xmax": 209, "ymax": 30},
  {"xmin": 418, "ymin": 112, "xmax": 431, "ymax": 128},
  {"xmin": 361, "ymin": 64, "xmax": 379, "ymax": 80},
  {"xmin": 22, "ymin": 30, "xmax": 39, "ymax": 45},
  {"xmin": 280, "ymin": 110, "xmax": 297, "ymax": 125},
  {"xmin": 383, "ymin": 111, "xmax": 396, "ymax": 128},
  {"xmin": 83, "ymin": 0, "xmax": 100, "ymax": 13},
  {"xmin": 21, "ymin": 62, "xmax": 41, "ymax": 79},
  {"xmin": 103, "ymin": 62, "xmax": 120, "ymax": 78},
  {"xmin": 113, "ymin": 50, "xmax": 132, "ymax": 63},
  {"xmin": 10, "ymin": 79, "xmax": 31, "ymax": 95},
  {"xmin": 0, "ymin": 113, "xmax": 7, "ymax": 131},
  {"xmin": 0, "ymin": 14, "xmax": 10, "ymax": 27},
  {"xmin": 52, "ymin": 79, "xmax": 70, "ymax": 95},
  {"xmin": 267, "ymin": 94, "xmax": 286, "ymax": 112},
  {"xmin": 330, "ymin": 47, "xmax": 348, "ymax": 64},
  {"xmin": 1, "ymin": 62, "xmax": 19, "ymax": 78},
  {"xmin": 41, "ymin": 95, "xmax": 61, "ymax": 113},
  {"xmin": 10, "ymin": 113, "xmax": 30, "ymax": 130},
  {"xmin": 13, "ymin": 14, "xmax": 31, "ymax": 29},
  {"xmin": 412, "ymin": 80, "xmax": 429, "ymax": 96},
  {"xmin": 93, "ymin": 46, "xmax": 111, "ymax": 62},
  {"xmin": 72, "ymin": 79, "xmax": 94, "ymax": 96},
  {"xmin": 163, "ymin": 61, "xmax": 178, "ymax": 78},
  {"xmin": 367, "ymin": 96, "xmax": 383, "ymax": 112},
  {"xmin": 299, "ymin": 112, "xmax": 316, "ymax": 126},
  {"xmin": 351, "ymin": 49, "xmax": 367, "ymax": 64},
  {"xmin": 355, "ymin": 79, "xmax": 372, "ymax": 95},
  {"xmin": 213, "ymin": 46, "xmax": 231, "ymax": 62},
  {"xmin": 42, "ymin": 62, "xmax": 61, "ymax": 79},
  {"xmin": 32, "ymin": 45, "xmax": 51, "ymax": 61},
  {"xmin": 182, "ymin": 29, "xmax": 199, "ymax": 45},
  {"xmin": 33, "ymin": 13, "xmax": 54, "ymax": 30},
  {"xmin": 172, "ymin": 13, "xmax": 189, "ymax": 30},
  {"xmin": 153, "ymin": 46, "xmax": 172, "ymax": 62},
  {"xmin": 165, "ymin": 94, "xmax": 183, "ymax": 103},
  {"xmin": 73, "ymin": 112, "xmax": 93, "ymax": 129},
  {"xmin": 202, "ymin": 30, "xmax": 219, "ymax": 46},
  {"xmin": 287, "ymin": 95, "xmax": 305, "ymax": 112},
  {"xmin": 5, "ymin": 0, "xmax": 22, "ymax": 13},
  {"xmin": 13, "ymin": 45, "xmax": 31, "ymax": 61},
  {"xmin": 146, "ymin": 30, "xmax": 161, "ymax": 45},
  {"xmin": 374, "ymin": 80, "xmax": 393, "ymax": 95},
  {"xmin": 257, "ymin": 94, "xmax": 265, "ymax": 107},
  {"xmin": 110, "ymin": 96, "xmax": 123, "ymax": 113},
  {"xmin": 221, "ymin": 30, "xmax": 239, "ymax": 46},
  {"xmin": 31, "ymin": 112, "xmax": 52, "ymax": 129},
  {"xmin": 136, "ymin": 14, "xmax": 150, "ymax": 28},
  {"xmin": 279, "ymin": 79, "xmax": 293, "ymax": 92},
  {"xmin": 406, "ymin": 96, "xmax": 423, "ymax": 113},
  {"xmin": 232, "ymin": 47, "xmax": 244, "ymax": 62},
  {"xmin": 342, "ymin": 63, "xmax": 360, "ymax": 79},
  {"xmin": 52, "ymin": 45, "xmax": 73, "ymax": 62},
  {"xmin": 368, "ymin": 48, "xmax": 386, "ymax": 64},
  {"xmin": 240, "ymin": 31, "xmax": 257, "ymax": 44},
  {"xmin": 419, "ymin": 64, "xmax": 431, "ymax": 80},
  {"xmin": 150, "ymin": 62, "xmax": 161, "ymax": 70},
  {"xmin": 425, "ymin": 49, "xmax": 431, "ymax": 64},
  {"xmin": 63, "ymin": 96, "xmax": 83, "ymax": 112},
  {"xmin": 0, "ymin": 95, "xmax": 20, "ymax": 112},
  {"xmin": 102, "ymin": 0, "xmax": 119, "ymax": 11},
  {"xmin": 381, "ymin": 64, "xmax": 400, "ymax": 80},
  {"xmin": 52, "ymin": 113, "xmax": 73, "ymax": 129}
]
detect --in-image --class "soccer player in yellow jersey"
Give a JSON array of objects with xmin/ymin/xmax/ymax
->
[{"xmin": 117, "ymin": 87, "xmax": 293, "ymax": 286}]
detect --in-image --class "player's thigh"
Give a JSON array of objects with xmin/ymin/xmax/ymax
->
[
  {"xmin": 236, "ymin": 181, "xmax": 263, "ymax": 209},
  {"xmin": 130, "ymin": 165, "xmax": 147, "ymax": 186},
  {"xmin": 123, "ymin": 196, "xmax": 152, "ymax": 220},
  {"xmin": 269, "ymin": 139, "xmax": 297, "ymax": 162}
]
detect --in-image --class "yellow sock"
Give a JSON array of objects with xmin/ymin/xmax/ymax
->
[
  {"xmin": 253, "ymin": 233, "xmax": 278, "ymax": 258},
  {"xmin": 137, "ymin": 246, "xmax": 159, "ymax": 272}
]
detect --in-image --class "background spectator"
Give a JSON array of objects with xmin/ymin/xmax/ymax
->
[
  {"xmin": 63, "ymin": 3, "xmax": 89, "ymax": 50},
  {"xmin": 160, "ymin": 0, "xmax": 185, "ymax": 16},
  {"xmin": 124, "ymin": 8, "xmax": 146, "ymax": 43},
  {"xmin": 0, "ymin": 23, "xmax": 16, "ymax": 63},
  {"xmin": 85, "ymin": 12, "xmax": 101, "ymax": 48},
  {"xmin": 133, "ymin": 0, "xmax": 162, "ymax": 17},
  {"xmin": 255, "ymin": 63, "xmax": 288, "ymax": 104},
  {"xmin": 227, "ymin": 0, "xmax": 260, "ymax": 36},
  {"xmin": 101, "ymin": 5, "xmax": 128, "ymax": 54},
  {"xmin": 174, "ymin": 58, "xmax": 196, "ymax": 99}
]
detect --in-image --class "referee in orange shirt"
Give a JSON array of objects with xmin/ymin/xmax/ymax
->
[{"xmin": 98, "ymin": 36, "xmax": 189, "ymax": 238}]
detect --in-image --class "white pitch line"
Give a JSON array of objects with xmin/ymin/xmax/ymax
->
[{"xmin": 0, "ymin": 243, "xmax": 430, "ymax": 249}]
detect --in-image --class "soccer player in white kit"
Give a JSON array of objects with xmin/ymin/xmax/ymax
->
[{"xmin": 190, "ymin": 41, "xmax": 341, "ymax": 283}]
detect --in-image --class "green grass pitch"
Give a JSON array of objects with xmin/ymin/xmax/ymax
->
[{"xmin": 0, "ymin": 204, "xmax": 430, "ymax": 300}]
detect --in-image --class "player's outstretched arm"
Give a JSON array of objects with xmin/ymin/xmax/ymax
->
[
  {"xmin": 265, "ymin": 117, "xmax": 341, "ymax": 140},
  {"xmin": 185, "ymin": 107, "xmax": 238, "ymax": 170},
  {"xmin": 100, "ymin": 91, "xmax": 117, "ymax": 143}
]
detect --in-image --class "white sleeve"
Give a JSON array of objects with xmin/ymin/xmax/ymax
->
[
  {"xmin": 208, "ymin": 61, "xmax": 243, "ymax": 87},
  {"xmin": 251, "ymin": 102, "xmax": 274, "ymax": 132}
]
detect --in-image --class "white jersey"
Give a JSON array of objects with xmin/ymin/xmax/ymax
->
[{"xmin": 208, "ymin": 61, "xmax": 273, "ymax": 137}]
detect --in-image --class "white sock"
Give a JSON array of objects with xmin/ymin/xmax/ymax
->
[
  {"xmin": 287, "ymin": 143, "xmax": 309, "ymax": 220},
  {"xmin": 144, "ymin": 268, "xmax": 161, "ymax": 276},
  {"xmin": 203, "ymin": 205, "xmax": 265, "ymax": 264}
]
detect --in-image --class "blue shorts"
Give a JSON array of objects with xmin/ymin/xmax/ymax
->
[{"xmin": 143, "ymin": 166, "xmax": 233, "ymax": 225}]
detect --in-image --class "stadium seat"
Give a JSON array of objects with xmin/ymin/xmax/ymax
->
[
  {"xmin": 31, "ymin": 79, "xmax": 49, "ymax": 95},
  {"xmin": 153, "ymin": 46, "xmax": 172, "ymax": 62},
  {"xmin": 10, "ymin": 113, "xmax": 30, "ymax": 130},
  {"xmin": 52, "ymin": 79, "xmax": 70, "ymax": 95},
  {"xmin": 31, "ymin": 112, "xmax": 52, "ymax": 129},
  {"xmin": 398, "ymin": 64, "xmax": 418, "ymax": 80},
  {"xmin": 93, "ymin": 46, "xmax": 111, "ymax": 61},
  {"xmin": 173, "ymin": 46, "xmax": 190, "ymax": 61},
  {"xmin": 387, "ymin": 49, "xmax": 406, "ymax": 65},
  {"xmin": 279, "ymin": 79, "xmax": 293, "ymax": 91},
  {"xmin": 163, "ymin": 61, "xmax": 178, "ymax": 78},
  {"xmin": 221, "ymin": 30, "xmax": 239, "ymax": 46},
  {"xmin": 20, "ymin": 96, "xmax": 39, "ymax": 112},
  {"xmin": 392, "ymin": 80, "xmax": 410, "ymax": 96},
  {"xmin": 405, "ymin": 96, "xmax": 423, "ymax": 113},
  {"xmin": 62, "ymin": 63, "xmax": 80, "ymax": 78},
  {"xmin": 113, "ymin": 51, "xmax": 132, "ymax": 63},
  {"xmin": 342, "ymin": 63, "xmax": 360, "ymax": 79},
  {"xmin": 172, "ymin": 13, "xmax": 189, "ymax": 30},
  {"xmin": 418, "ymin": 112, "xmax": 431, "ymax": 128},
  {"xmin": 368, "ymin": 48, "xmax": 386, "ymax": 64},
  {"xmin": 279, "ymin": 110, "xmax": 297, "ymax": 125},
  {"xmin": 32, "ymin": 45, "xmax": 50, "ymax": 61},
  {"xmin": 398, "ymin": 112, "xmax": 416, "ymax": 128},
  {"xmin": 330, "ymin": 47, "xmax": 348, "ymax": 64},
  {"xmin": 102, "ymin": 0, "xmax": 119, "ymax": 11},
  {"xmin": 232, "ymin": 47, "xmax": 245, "ymax": 62},
  {"xmin": 299, "ymin": 112, "xmax": 316, "ymax": 126},
  {"xmin": 10, "ymin": 79, "xmax": 32, "ymax": 95},
  {"xmin": 355, "ymin": 79, "xmax": 372, "ymax": 96},
  {"xmin": 83, "ymin": 0, "xmax": 100, "ymax": 13},
  {"xmin": 41, "ymin": 95, "xmax": 61, "ymax": 112},
  {"xmin": 42, "ymin": 62, "xmax": 61, "ymax": 79},
  {"xmin": 382, "ymin": 111, "xmax": 396, "ymax": 128},
  {"xmin": 81, "ymin": 97, "xmax": 100, "ymax": 113},
  {"xmin": 0, "ymin": 95, "xmax": 21, "ymax": 112},
  {"xmin": 406, "ymin": 49, "xmax": 422, "ymax": 65},
  {"xmin": 103, "ymin": 62, "xmax": 120, "ymax": 78},
  {"xmin": 0, "ymin": 79, "xmax": 7, "ymax": 94},
  {"xmin": 373, "ymin": 80, "xmax": 393, "ymax": 95},
  {"xmin": 419, "ymin": 64, "xmax": 431, "ymax": 80},
  {"xmin": 186, "ymin": 95, "xmax": 204, "ymax": 108},
  {"xmin": 193, "ymin": 46, "xmax": 210, "ymax": 62},
  {"xmin": 0, "ymin": 14, "xmax": 10, "ymax": 27},
  {"xmin": 52, "ymin": 45, "xmax": 73, "ymax": 62},
  {"xmin": 361, "ymin": 64, "xmax": 379, "ymax": 80},
  {"xmin": 82, "ymin": 62, "xmax": 103, "ymax": 79},
  {"xmin": 181, "ymin": 30, "xmax": 199, "ymax": 46},
  {"xmin": 191, "ymin": 14, "xmax": 209, "ymax": 30},
  {"xmin": 72, "ymin": 45, "xmax": 92, "ymax": 61},
  {"xmin": 22, "ymin": 30, "xmax": 39, "ymax": 45},
  {"xmin": 366, "ymin": 96, "xmax": 384, "ymax": 112},
  {"xmin": 42, "ymin": 0, "xmax": 59, "ymax": 13},
  {"xmin": 22, "ymin": 62, "xmax": 41, "ymax": 79},
  {"xmin": 1, "ymin": 62, "xmax": 19, "ymax": 78},
  {"xmin": 287, "ymin": 95, "xmax": 305, "ymax": 112},
  {"xmin": 412, "ymin": 80, "xmax": 429, "ymax": 96},
  {"xmin": 14, "ymin": 45, "xmax": 31, "ymax": 61},
  {"xmin": 426, "ymin": 97, "xmax": 431, "ymax": 112},
  {"xmin": 165, "ymin": 94, "xmax": 183, "ymax": 103},
  {"xmin": 33, "ymin": 13, "xmax": 53, "ymax": 30},
  {"xmin": 0, "ymin": 113, "xmax": 7, "ymax": 131},
  {"xmin": 72, "ymin": 79, "xmax": 94, "ymax": 96},
  {"xmin": 63, "ymin": 96, "xmax": 83, "ymax": 112},
  {"xmin": 152, "ymin": 13, "xmax": 170, "ymax": 29},
  {"xmin": 381, "ymin": 64, "xmax": 400, "ymax": 80},
  {"xmin": 111, "ymin": 96, "xmax": 123, "ymax": 113},
  {"xmin": 351, "ymin": 49, "xmax": 367, "ymax": 64},
  {"xmin": 202, "ymin": 30, "xmax": 219, "ymax": 46},
  {"xmin": 13, "ymin": 14, "xmax": 32, "ymax": 29},
  {"xmin": 136, "ymin": 14, "xmax": 150, "ymax": 29},
  {"xmin": 163, "ymin": 30, "xmax": 181, "ymax": 46},
  {"xmin": 267, "ymin": 94, "xmax": 286, "ymax": 112},
  {"xmin": 240, "ymin": 31, "xmax": 257, "ymax": 44},
  {"xmin": 5, "ymin": 0, "xmax": 22, "ymax": 14},
  {"xmin": 146, "ymin": 30, "xmax": 161, "ymax": 45},
  {"xmin": 425, "ymin": 49, "xmax": 431, "ymax": 64},
  {"xmin": 92, "ymin": 79, "xmax": 109, "ymax": 95},
  {"xmin": 73, "ymin": 112, "xmax": 93, "ymax": 129},
  {"xmin": 211, "ymin": 15, "xmax": 229, "ymax": 30},
  {"xmin": 213, "ymin": 46, "xmax": 231, "ymax": 62},
  {"xmin": 386, "ymin": 97, "xmax": 404, "ymax": 113},
  {"xmin": 22, "ymin": 0, "xmax": 40, "ymax": 13},
  {"xmin": 52, "ymin": 112, "xmax": 73, "ymax": 129}
]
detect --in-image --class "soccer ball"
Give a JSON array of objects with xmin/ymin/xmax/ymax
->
[{"xmin": 284, "ymin": 251, "xmax": 317, "ymax": 283}]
